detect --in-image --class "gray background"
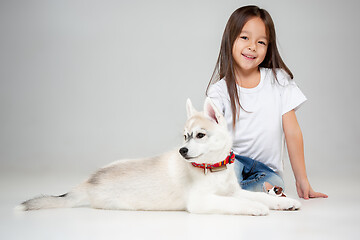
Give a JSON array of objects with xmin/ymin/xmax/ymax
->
[{"xmin": 1, "ymin": 0, "xmax": 359, "ymax": 185}]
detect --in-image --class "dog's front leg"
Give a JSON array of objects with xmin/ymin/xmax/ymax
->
[
  {"xmin": 235, "ymin": 189, "xmax": 301, "ymax": 211},
  {"xmin": 186, "ymin": 193, "xmax": 269, "ymax": 216}
]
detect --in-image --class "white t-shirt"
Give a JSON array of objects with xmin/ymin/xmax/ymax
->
[{"xmin": 207, "ymin": 67, "xmax": 307, "ymax": 174}]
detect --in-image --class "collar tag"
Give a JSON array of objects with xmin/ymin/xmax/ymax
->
[{"xmin": 210, "ymin": 165, "xmax": 228, "ymax": 173}]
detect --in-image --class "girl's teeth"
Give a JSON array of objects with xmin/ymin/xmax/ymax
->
[{"xmin": 243, "ymin": 54, "xmax": 255, "ymax": 59}]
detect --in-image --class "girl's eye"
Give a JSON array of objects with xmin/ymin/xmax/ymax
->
[
  {"xmin": 196, "ymin": 133, "xmax": 205, "ymax": 139},
  {"xmin": 258, "ymin": 41, "xmax": 267, "ymax": 46},
  {"xmin": 240, "ymin": 36, "xmax": 248, "ymax": 40}
]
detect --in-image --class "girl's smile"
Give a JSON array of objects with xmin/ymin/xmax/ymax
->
[{"xmin": 241, "ymin": 53, "xmax": 257, "ymax": 60}]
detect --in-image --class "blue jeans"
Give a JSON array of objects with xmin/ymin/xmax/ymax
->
[{"xmin": 234, "ymin": 154, "xmax": 285, "ymax": 193}]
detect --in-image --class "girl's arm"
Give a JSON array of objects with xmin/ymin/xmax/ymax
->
[{"xmin": 282, "ymin": 110, "xmax": 328, "ymax": 199}]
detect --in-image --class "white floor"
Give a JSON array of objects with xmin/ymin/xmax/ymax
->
[{"xmin": 1, "ymin": 170, "xmax": 359, "ymax": 240}]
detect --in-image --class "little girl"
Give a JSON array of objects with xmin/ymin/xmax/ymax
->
[{"xmin": 207, "ymin": 5, "xmax": 327, "ymax": 199}]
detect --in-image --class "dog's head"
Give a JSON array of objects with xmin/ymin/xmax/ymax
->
[{"xmin": 179, "ymin": 98, "xmax": 232, "ymax": 164}]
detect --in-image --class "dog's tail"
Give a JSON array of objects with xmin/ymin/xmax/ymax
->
[{"xmin": 15, "ymin": 183, "xmax": 89, "ymax": 211}]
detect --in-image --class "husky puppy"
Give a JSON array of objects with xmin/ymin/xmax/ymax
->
[{"xmin": 17, "ymin": 98, "xmax": 301, "ymax": 215}]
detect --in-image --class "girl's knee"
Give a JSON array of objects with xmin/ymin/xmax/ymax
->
[{"xmin": 263, "ymin": 182, "xmax": 273, "ymax": 192}]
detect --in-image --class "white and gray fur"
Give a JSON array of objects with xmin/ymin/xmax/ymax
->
[{"xmin": 16, "ymin": 98, "xmax": 301, "ymax": 215}]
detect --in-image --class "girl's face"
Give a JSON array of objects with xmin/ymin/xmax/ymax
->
[{"xmin": 232, "ymin": 17, "xmax": 268, "ymax": 74}]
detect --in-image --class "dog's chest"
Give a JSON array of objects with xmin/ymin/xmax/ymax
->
[{"xmin": 193, "ymin": 171, "xmax": 237, "ymax": 195}]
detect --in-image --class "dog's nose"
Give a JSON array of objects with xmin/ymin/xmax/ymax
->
[{"xmin": 179, "ymin": 147, "xmax": 188, "ymax": 157}]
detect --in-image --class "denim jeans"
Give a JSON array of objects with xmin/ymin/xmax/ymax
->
[{"xmin": 234, "ymin": 154, "xmax": 285, "ymax": 193}]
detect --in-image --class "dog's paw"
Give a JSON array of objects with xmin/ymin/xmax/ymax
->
[
  {"xmin": 271, "ymin": 197, "xmax": 301, "ymax": 211},
  {"xmin": 245, "ymin": 203, "xmax": 270, "ymax": 216}
]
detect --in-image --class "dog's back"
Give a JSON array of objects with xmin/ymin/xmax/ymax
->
[{"xmin": 85, "ymin": 152, "xmax": 191, "ymax": 210}]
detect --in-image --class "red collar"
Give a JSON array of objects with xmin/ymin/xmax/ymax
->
[{"xmin": 191, "ymin": 151, "xmax": 235, "ymax": 175}]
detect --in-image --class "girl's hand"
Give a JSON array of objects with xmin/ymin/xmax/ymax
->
[{"xmin": 296, "ymin": 179, "xmax": 328, "ymax": 199}]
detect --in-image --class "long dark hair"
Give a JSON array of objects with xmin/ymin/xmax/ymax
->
[{"xmin": 206, "ymin": 5, "xmax": 293, "ymax": 128}]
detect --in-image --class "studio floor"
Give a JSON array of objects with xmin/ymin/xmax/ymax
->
[{"xmin": 1, "ymin": 170, "xmax": 359, "ymax": 240}]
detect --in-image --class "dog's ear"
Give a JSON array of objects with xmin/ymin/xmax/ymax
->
[
  {"xmin": 186, "ymin": 98, "xmax": 197, "ymax": 119},
  {"xmin": 203, "ymin": 97, "xmax": 226, "ymax": 127}
]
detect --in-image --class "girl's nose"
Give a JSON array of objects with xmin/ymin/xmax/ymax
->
[{"xmin": 248, "ymin": 43, "xmax": 256, "ymax": 51}]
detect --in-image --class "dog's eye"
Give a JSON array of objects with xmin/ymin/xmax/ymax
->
[
  {"xmin": 196, "ymin": 133, "xmax": 205, "ymax": 139},
  {"xmin": 184, "ymin": 135, "xmax": 187, "ymax": 140}
]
